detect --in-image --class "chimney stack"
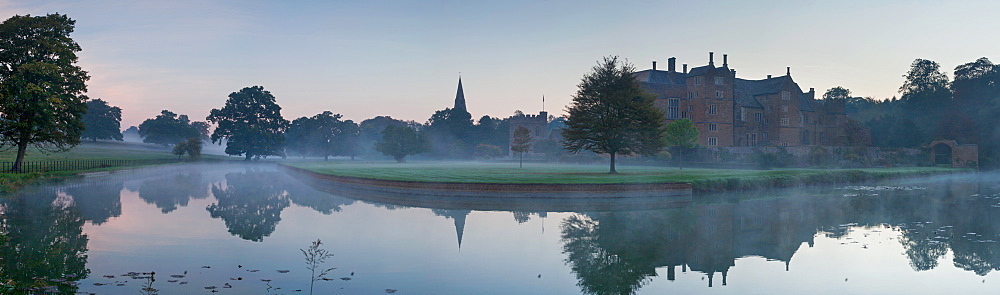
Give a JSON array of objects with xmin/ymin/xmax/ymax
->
[
  {"xmin": 786, "ymin": 67, "xmax": 791, "ymax": 75},
  {"xmin": 731, "ymin": 69, "xmax": 736, "ymax": 77},
  {"xmin": 723, "ymin": 54, "xmax": 728, "ymax": 67},
  {"xmin": 652, "ymin": 61, "xmax": 657, "ymax": 71},
  {"xmin": 767, "ymin": 74, "xmax": 772, "ymax": 79},
  {"xmin": 709, "ymin": 52, "xmax": 715, "ymax": 66},
  {"xmin": 668, "ymin": 57, "xmax": 676, "ymax": 73},
  {"xmin": 809, "ymin": 87, "xmax": 815, "ymax": 93},
  {"xmin": 683, "ymin": 64, "xmax": 688, "ymax": 74}
]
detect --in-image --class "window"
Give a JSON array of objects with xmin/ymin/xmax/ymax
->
[
  {"xmin": 708, "ymin": 137, "xmax": 718, "ymax": 146},
  {"xmin": 740, "ymin": 107, "xmax": 747, "ymax": 121},
  {"xmin": 780, "ymin": 142, "xmax": 789, "ymax": 147},
  {"xmin": 754, "ymin": 113, "xmax": 763, "ymax": 123},
  {"xmin": 780, "ymin": 117, "xmax": 789, "ymax": 126},
  {"xmin": 763, "ymin": 132, "xmax": 768, "ymax": 140},
  {"xmin": 715, "ymin": 77, "xmax": 724, "ymax": 85},
  {"xmin": 750, "ymin": 133, "xmax": 758, "ymax": 146},
  {"xmin": 709, "ymin": 123, "xmax": 717, "ymax": 131},
  {"xmin": 681, "ymin": 111, "xmax": 688, "ymax": 119},
  {"xmin": 667, "ymin": 98, "xmax": 679, "ymax": 119},
  {"xmin": 715, "ymin": 90, "xmax": 723, "ymax": 99},
  {"xmin": 694, "ymin": 76, "xmax": 702, "ymax": 85},
  {"xmin": 781, "ymin": 105, "xmax": 788, "ymax": 113},
  {"xmin": 782, "ymin": 91, "xmax": 791, "ymax": 100},
  {"xmin": 687, "ymin": 92, "xmax": 693, "ymax": 99},
  {"xmin": 802, "ymin": 130, "xmax": 811, "ymax": 145},
  {"xmin": 708, "ymin": 104, "xmax": 718, "ymax": 115},
  {"xmin": 688, "ymin": 105, "xmax": 694, "ymax": 112}
]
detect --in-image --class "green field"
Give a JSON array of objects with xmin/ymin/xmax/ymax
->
[
  {"xmin": 285, "ymin": 161, "xmax": 967, "ymax": 191},
  {"xmin": 0, "ymin": 141, "xmax": 228, "ymax": 161},
  {"xmin": 0, "ymin": 141, "xmax": 233, "ymax": 193}
]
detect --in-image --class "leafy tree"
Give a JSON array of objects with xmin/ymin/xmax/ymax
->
[
  {"xmin": 171, "ymin": 137, "xmax": 203, "ymax": 160},
  {"xmin": 562, "ymin": 56, "xmax": 665, "ymax": 174},
  {"xmin": 122, "ymin": 125, "xmax": 141, "ymax": 141},
  {"xmin": 207, "ymin": 86, "xmax": 289, "ymax": 160},
  {"xmin": 842, "ymin": 119, "xmax": 871, "ymax": 147},
  {"xmin": 899, "ymin": 59, "xmax": 951, "ymax": 140},
  {"xmin": 823, "ymin": 86, "xmax": 852, "ymax": 101},
  {"xmin": 81, "ymin": 98, "xmax": 123, "ymax": 141},
  {"xmin": 375, "ymin": 125, "xmax": 427, "ymax": 162},
  {"xmin": 511, "ymin": 126, "xmax": 533, "ymax": 168},
  {"xmin": 138, "ymin": 110, "xmax": 205, "ymax": 146},
  {"xmin": 426, "ymin": 107, "xmax": 474, "ymax": 158},
  {"xmin": 663, "ymin": 118, "xmax": 699, "ymax": 169},
  {"xmin": 286, "ymin": 111, "xmax": 358, "ymax": 160},
  {"xmin": 0, "ymin": 14, "xmax": 90, "ymax": 172},
  {"xmin": 474, "ymin": 144, "xmax": 503, "ymax": 160}
]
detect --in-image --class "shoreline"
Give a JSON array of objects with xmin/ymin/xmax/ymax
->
[{"xmin": 281, "ymin": 162, "xmax": 971, "ymax": 193}]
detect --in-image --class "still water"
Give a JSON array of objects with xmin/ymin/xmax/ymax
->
[{"xmin": 1, "ymin": 163, "xmax": 999, "ymax": 294}]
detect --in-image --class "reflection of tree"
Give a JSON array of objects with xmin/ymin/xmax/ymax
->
[
  {"xmin": 138, "ymin": 172, "xmax": 208, "ymax": 213},
  {"xmin": 0, "ymin": 189, "xmax": 89, "ymax": 294},
  {"xmin": 284, "ymin": 179, "xmax": 355, "ymax": 214},
  {"xmin": 899, "ymin": 225, "xmax": 949, "ymax": 271},
  {"xmin": 560, "ymin": 210, "xmax": 692, "ymax": 295},
  {"xmin": 65, "ymin": 181, "xmax": 124, "ymax": 225},
  {"xmin": 207, "ymin": 170, "xmax": 290, "ymax": 242}
]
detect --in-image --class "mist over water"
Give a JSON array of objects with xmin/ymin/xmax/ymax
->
[{"xmin": 1, "ymin": 163, "xmax": 998, "ymax": 294}]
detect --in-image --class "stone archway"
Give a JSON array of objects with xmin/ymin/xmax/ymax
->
[
  {"xmin": 928, "ymin": 139, "xmax": 978, "ymax": 168},
  {"xmin": 932, "ymin": 143, "xmax": 952, "ymax": 165}
]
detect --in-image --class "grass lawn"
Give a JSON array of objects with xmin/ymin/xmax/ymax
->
[
  {"xmin": 0, "ymin": 140, "xmax": 234, "ymax": 193},
  {"xmin": 0, "ymin": 140, "xmax": 232, "ymax": 161},
  {"xmin": 285, "ymin": 161, "xmax": 966, "ymax": 190}
]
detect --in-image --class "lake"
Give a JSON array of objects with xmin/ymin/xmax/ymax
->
[{"xmin": 1, "ymin": 163, "xmax": 998, "ymax": 294}]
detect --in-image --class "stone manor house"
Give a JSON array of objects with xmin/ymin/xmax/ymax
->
[{"xmin": 633, "ymin": 52, "xmax": 853, "ymax": 147}]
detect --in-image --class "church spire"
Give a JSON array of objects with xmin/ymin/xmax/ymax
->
[
  {"xmin": 454, "ymin": 212, "xmax": 467, "ymax": 250},
  {"xmin": 454, "ymin": 76, "xmax": 467, "ymax": 112}
]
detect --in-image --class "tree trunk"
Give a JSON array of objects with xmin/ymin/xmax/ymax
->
[
  {"xmin": 609, "ymin": 152, "xmax": 617, "ymax": 174},
  {"xmin": 678, "ymin": 149, "xmax": 684, "ymax": 170},
  {"xmin": 324, "ymin": 155, "xmax": 329, "ymax": 161},
  {"xmin": 519, "ymin": 153, "xmax": 523, "ymax": 168},
  {"xmin": 395, "ymin": 155, "xmax": 405, "ymax": 163},
  {"xmin": 244, "ymin": 154, "xmax": 252, "ymax": 161},
  {"xmin": 12, "ymin": 142, "xmax": 28, "ymax": 172}
]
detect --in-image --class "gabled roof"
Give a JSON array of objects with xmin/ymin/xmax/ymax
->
[
  {"xmin": 733, "ymin": 76, "xmax": 787, "ymax": 108},
  {"xmin": 633, "ymin": 69, "xmax": 687, "ymax": 85},
  {"xmin": 799, "ymin": 92, "xmax": 816, "ymax": 112}
]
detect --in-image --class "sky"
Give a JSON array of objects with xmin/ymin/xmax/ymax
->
[{"xmin": 1, "ymin": 0, "xmax": 998, "ymax": 128}]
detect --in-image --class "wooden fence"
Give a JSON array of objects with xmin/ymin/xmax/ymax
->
[{"xmin": 1, "ymin": 159, "xmax": 180, "ymax": 173}]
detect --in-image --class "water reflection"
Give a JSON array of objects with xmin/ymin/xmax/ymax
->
[
  {"xmin": 3, "ymin": 164, "xmax": 999, "ymax": 294},
  {"xmin": 0, "ymin": 188, "xmax": 89, "ymax": 294},
  {"xmin": 66, "ymin": 181, "xmax": 123, "ymax": 225},
  {"xmin": 137, "ymin": 171, "xmax": 208, "ymax": 213},
  {"xmin": 206, "ymin": 168, "xmax": 356, "ymax": 242},
  {"xmin": 551, "ymin": 175, "xmax": 1000, "ymax": 293}
]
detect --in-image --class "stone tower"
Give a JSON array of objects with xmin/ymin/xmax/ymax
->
[{"xmin": 454, "ymin": 77, "xmax": 467, "ymax": 112}]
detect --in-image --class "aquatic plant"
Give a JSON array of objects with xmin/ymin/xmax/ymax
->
[{"xmin": 301, "ymin": 239, "xmax": 335, "ymax": 295}]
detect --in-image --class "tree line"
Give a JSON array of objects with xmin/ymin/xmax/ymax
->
[{"xmin": 835, "ymin": 57, "xmax": 1000, "ymax": 168}]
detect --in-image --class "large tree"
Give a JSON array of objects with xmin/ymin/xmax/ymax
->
[
  {"xmin": 81, "ymin": 98, "xmax": 123, "ymax": 141},
  {"xmin": 286, "ymin": 111, "xmax": 359, "ymax": 160},
  {"xmin": 0, "ymin": 14, "xmax": 90, "ymax": 171},
  {"xmin": 510, "ymin": 126, "xmax": 533, "ymax": 168},
  {"xmin": 138, "ymin": 110, "xmax": 205, "ymax": 146},
  {"xmin": 207, "ymin": 86, "xmax": 289, "ymax": 160},
  {"xmin": 562, "ymin": 56, "xmax": 665, "ymax": 173},
  {"xmin": 663, "ymin": 118, "xmax": 699, "ymax": 169},
  {"xmin": 375, "ymin": 125, "xmax": 427, "ymax": 162}
]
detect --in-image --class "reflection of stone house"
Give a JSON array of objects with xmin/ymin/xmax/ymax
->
[
  {"xmin": 928, "ymin": 139, "xmax": 978, "ymax": 168},
  {"xmin": 633, "ymin": 52, "xmax": 859, "ymax": 147},
  {"xmin": 508, "ymin": 111, "xmax": 549, "ymax": 156}
]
